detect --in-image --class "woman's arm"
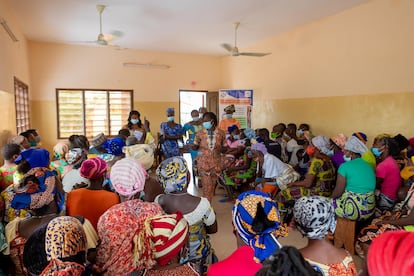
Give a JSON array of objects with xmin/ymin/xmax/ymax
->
[
  {"xmin": 381, "ymin": 210, "xmax": 414, "ymax": 226},
  {"xmin": 331, "ymin": 174, "xmax": 346, "ymax": 199},
  {"xmin": 288, "ymin": 173, "xmax": 316, "ymax": 188},
  {"xmin": 206, "ymin": 220, "xmax": 218, "ymax": 234}
]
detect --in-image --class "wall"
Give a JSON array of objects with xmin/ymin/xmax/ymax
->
[
  {"xmin": 221, "ymin": 0, "xmax": 414, "ymax": 142},
  {"xmin": 28, "ymin": 42, "xmax": 222, "ymax": 150}
]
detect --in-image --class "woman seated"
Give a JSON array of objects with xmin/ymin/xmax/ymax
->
[
  {"xmin": 223, "ymin": 145, "xmax": 257, "ymax": 189},
  {"xmin": 49, "ymin": 141, "xmax": 69, "ymax": 178},
  {"xmin": 331, "ymin": 136, "xmax": 376, "ymax": 221},
  {"xmin": 294, "ymin": 196, "xmax": 357, "ymax": 275},
  {"xmin": 155, "ymin": 156, "xmax": 217, "ymax": 274},
  {"xmin": 277, "ymin": 136, "xmax": 336, "ymax": 207}
]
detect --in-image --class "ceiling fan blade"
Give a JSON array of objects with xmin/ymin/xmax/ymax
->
[
  {"xmin": 239, "ymin": 52, "xmax": 271, "ymax": 57},
  {"xmin": 221, "ymin": 43, "xmax": 233, "ymax": 52}
]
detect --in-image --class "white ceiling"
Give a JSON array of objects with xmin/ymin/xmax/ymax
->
[{"xmin": 6, "ymin": 0, "xmax": 367, "ymax": 56}]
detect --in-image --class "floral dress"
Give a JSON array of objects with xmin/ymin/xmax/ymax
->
[
  {"xmin": 160, "ymin": 122, "xmax": 184, "ymax": 158},
  {"xmin": 223, "ymin": 146, "xmax": 257, "ymax": 186}
]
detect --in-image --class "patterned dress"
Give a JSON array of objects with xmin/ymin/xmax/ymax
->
[
  {"xmin": 0, "ymin": 166, "xmax": 16, "ymax": 191},
  {"xmin": 223, "ymin": 147, "xmax": 257, "ymax": 186},
  {"xmin": 194, "ymin": 128, "xmax": 227, "ymax": 202},
  {"xmin": 160, "ymin": 122, "xmax": 184, "ymax": 158},
  {"xmin": 307, "ymin": 255, "xmax": 357, "ymax": 276},
  {"xmin": 183, "ymin": 123, "xmax": 203, "ymax": 160}
]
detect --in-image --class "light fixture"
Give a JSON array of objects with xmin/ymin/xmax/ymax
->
[
  {"xmin": 0, "ymin": 18, "xmax": 18, "ymax": 42},
  {"xmin": 123, "ymin": 62, "xmax": 170, "ymax": 69}
]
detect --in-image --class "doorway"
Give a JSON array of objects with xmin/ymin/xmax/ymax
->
[{"xmin": 179, "ymin": 90, "xmax": 218, "ymax": 126}]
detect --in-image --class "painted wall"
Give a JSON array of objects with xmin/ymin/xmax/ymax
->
[{"xmin": 221, "ymin": 0, "xmax": 414, "ymax": 142}]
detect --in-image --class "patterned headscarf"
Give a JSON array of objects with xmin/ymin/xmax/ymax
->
[
  {"xmin": 311, "ymin": 136, "xmax": 330, "ymax": 154},
  {"xmin": 147, "ymin": 211, "xmax": 189, "ymax": 266},
  {"xmin": 65, "ymin": 148, "xmax": 83, "ymax": 166},
  {"xmin": 368, "ymin": 231, "xmax": 414, "ymax": 276},
  {"xmin": 293, "ymin": 196, "xmax": 336, "ymax": 240},
  {"xmin": 331, "ymin": 133, "xmax": 348, "ymax": 149},
  {"xmin": 251, "ymin": 142, "xmax": 268, "ymax": 155},
  {"xmin": 102, "ymin": 137, "xmax": 125, "ymax": 156},
  {"xmin": 96, "ymin": 200, "xmax": 163, "ymax": 275},
  {"xmin": 344, "ymin": 136, "xmax": 368, "ymax": 155},
  {"xmin": 232, "ymin": 190, "xmax": 287, "ymax": 263},
  {"xmin": 224, "ymin": 104, "xmax": 235, "ymax": 113},
  {"xmin": 227, "ymin": 125, "xmax": 238, "ymax": 134},
  {"xmin": 352, "ymin": 132, "xmax": 367, "ymax": 143},
  {"xmin": 110, "ymin": 158, "xmax": 147, "ymax": 199},
  {"xmin": 244, "ymin": 128, "xmax": 256, "ymax": 140},
  {"xmin": 53, "ymin": 141, "xmax": 69, "ymax": 160},
  {"xmin": 79, "ymin": 157, "xmax": 107, "ymax": 179},
  {"xmin": 166, "ymin": 107, "xmax": 174, "ymax": 114},
  {"xmin": 14, "ymin": 148, "xmax": 50, "ymax": 168},
  {"xmin": 11, "ymin": 168, "xmax": 60, "ymax": 211},
  {"xmin": 123, "ymin": 143, "xmax": 154, "ymax": 170},
  {"xmin": 156, "ymin": 156, "xmax": 188, "ymax": 193}
]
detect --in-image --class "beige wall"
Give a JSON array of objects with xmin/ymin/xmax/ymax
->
[{"xmin": 221, "ymin": 0, "xmax": 414, "ymax": 141}]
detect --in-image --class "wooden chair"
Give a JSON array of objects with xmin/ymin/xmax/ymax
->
[{"xmin": 333, "ymin": 217, "xmax": 356, "ymax": 255}]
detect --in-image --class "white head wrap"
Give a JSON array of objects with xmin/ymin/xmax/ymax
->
[
  {"xmin": 344, "ymin": 136, "xmax": 368, "ymax": 155},
  {"xmin": 311, "ymin": 136, "xmax": 330, "ymax": 154}
]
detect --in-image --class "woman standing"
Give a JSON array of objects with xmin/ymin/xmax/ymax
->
[
  {"xmin": 183, "ymin": 109, "xmax": 203, "ymax": 160},
  {"xmin": 123, "ymin": 110, "xmax": 147, "ymax": 144},
  {"xmin": 160, "ymin": 107, "xmax": 184, "ymax": 158},
  {"xmin": 192, "ymin": 112, "xmax": 227, "ymax": 202}
]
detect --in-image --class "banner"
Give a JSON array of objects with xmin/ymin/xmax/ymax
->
[{"xmin": 219, "ymin": 89, "xmax": 253, "ymax": 129}]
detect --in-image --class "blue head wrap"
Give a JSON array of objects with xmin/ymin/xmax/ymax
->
[
  {"xmin": 232, "ymin": 190, "xmax": 287, "ymax": 263},
  {"xmin": 15, "ymin": 148, "xmax": 50, "ymax": 168},
  {"xmin": 244, "ymin": 128, "xmax": 256, "ymax": 140},
  {"xmin": 227, "ymin": 125, "xmax": 238, "ymax": 134},
  {"xmin": 156, "ymin": 156, "xmax": 188, "ymax": 193},
  {"xmin": 166, "ymin": 107, "xmax": 174, "ymax": 115},
  {"xmin": 102, "ymin": 137, "xmax": 125, "ymax": 156}
]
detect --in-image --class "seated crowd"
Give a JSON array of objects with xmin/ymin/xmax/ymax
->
[{"xmin": 0, "ymin": 109, "xmax": 414, "ymax": 276}]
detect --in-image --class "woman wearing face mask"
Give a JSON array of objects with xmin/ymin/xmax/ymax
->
[
  {"xmin": 160, "ymin": 107, "xmax": 184, "ymax": 159},
  {"xmin": 218, "ymin": 104, "xmax": 241, "ymax": 133},
  {"xmin": 191, "ymin": 112, "xmax": 227, "ymax": 202},
  {"xmin": 331, "ymin": 136, "xmax": 376, "ymax": 221},
  {"xmin": 371, "ymin": 135, "xmax": 402, "ymax": 211},
  {"xmin": 123, "ymin": 110, "xmax": 147, "ymax": 144}
]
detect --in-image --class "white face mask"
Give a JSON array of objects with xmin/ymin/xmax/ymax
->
[{"xmin": 167, "ymin": 116, "xmax": 174, "ymax": 122}]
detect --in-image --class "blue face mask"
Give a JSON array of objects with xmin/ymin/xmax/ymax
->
[
  {"xmin": 167, "ymin": 116, "xmax": 174, "ymax": 122},
  {"xmin": 297, "ymin": 129, "xmax": 304, "ymax": 136},
  {"xmin": 225, "ymin": 114, "xmax": 232, "ymax": 119},
  {"xmin": 371, "ymin": 147, "xmax": 382, "ymax": 157},
  {"xmin": 192, "ymin": 117, "xmax": 199, "ymax": 122},
  {"xmin": 343, "ymin": 155, "xmax": 352, "ymax": 162},
  {"xmin": 130, "ymin": 119, "xmax": 140, "ymax": 125},
  {"xmin": 326, "ymin": 149, "xmax": 334, "ymax": 157},
  {"xmin": 203, "ymin": 121, "xmax": 212, "ymax": 130},
  {"xmin": 225, "ymin": 134, "xmax": 231, "ymax": 139},
  {"xmin": 233, "ymin": 135, "xmax": 240, "ymax": 140},
  {"xmin": 199, "ymin": 113, "xmax": 204, "ymax": 118}
]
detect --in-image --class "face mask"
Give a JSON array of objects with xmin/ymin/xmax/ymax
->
[
  {"xmin": 34, "ymin": 136, "xmax": 41, "ymax": 143},
  {"xmin": 283, "ymin": 133, "xmax": 290, "ymax": 139},
  {"xmin": 199, "ymin": 113, "xmax": 204, "ymax": 118},
  {"xmin": 203, "ymin": 121, "xmax": 212, "ymax": 130},
  {"xmin": 343, "ymin": 155, "xmax": 352, "ymax": 162},
  {"xmin": 30, "ymin": 141, "xmax": 37, "ymax": 147},
  {"xmin": 233, "ymin": 135, "xmax": 240, "ymax": 140},
  {"xmin": 326, "ymin": 149, "xmax": 334, "ymax": 157},
  {"xmin": 297, "ymin": 129, "xmax": 304, "ymax": 136},
  {"xmin": 247, "ymin": 150, "xmax": 253, "ymax": 158},
  {"xmin": 167, "ymin": 116, "xmax": 174, "ymax": 122},
  {"xmin": 371, "ymin": 147, "xmax": 382, "ymax": 157},
  {"xmin": 130, "ymin": 119, "xmax": 139, "ymax": 125},
  {"xmin": 271, "ymin": 132, "xmax": 280, "ymax": 139},
  {"xmin": 192, "ymin": 117, "xmax": 199, "ymax": 122},
  {"xmin": 225, "ymin": 114, "xmax": 232, "ymax": 119},
  {"xmin": 306, "ymin": 146, "xmax": 316, "ymax": 155}
]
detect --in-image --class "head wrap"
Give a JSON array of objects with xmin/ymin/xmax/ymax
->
[
  {"xmin": 96, "ymin": 200, "xmax": 163, "ymax": 275},
  {"xmin": 65, "ymin": 148, "xmax": 83, "ymax": 166},
  {"xmin": 8, "ymin": 135, "xmax": 25, "ymax": 145},
  {"xmin": 14, "ymin": 148, "xmax": 50, "ymax": 168},
  {"xmin": 368, "ymin": 231, "xmax": 414, "ymax": 276},
  {"xmin": 11, "ymin": 168, "xmax": 60, "ymax": 211},
  {"xmin": 251, "ymin": 143, "xmax": 268, "ymax": 155},
  {"xmin": 344, "ymin": 136, "xmax": 368, "ymax": 155},
  {"xmin": 102, "ymin": 137, "xmax": 125, "ymax": 156},
  {"xmin": 233, "ymin": 190, "xmax": 287, "ymax": 263},
  {"xmin": 90, "ymin": 132, "xmax": 106, "ymax": 148},
  {"xmin": 53, "ymin": 141, "xmax": 69, "ymax": 160},
  {"xmin": 311, "ymin": 136, "xmax": 330, "ymax": 154},
  {"xmin": 331, "ymin": 133, "xmax": 347, "ymax": 149},
  {"xmin": 80, "ymin": 157, "xmax": 107, "ymax": 179},
  {"xmin": 352, "ymin": 132, "xmax": 368, "ymax": 143},
  {"xmin": 156, "ymin": 156, "xmax": 188, "ymax": 193},
  {"xmin": 166, "ymin": 107, "xmax": 174, "ymax": 114},
  {"xmin": 293, "ymin": 196, "xmax": 336, "ymax": 240},
  {"xmin": 401, "ymin": 166, "xmax": 414, "ymax": 180},
  {"xmin": 148, "ymin": 211, "xmax": 189, "ymax": 266},
  {"xmin": 110, "ymin": 158, "xmax": 147, "ymax": 199},
  {"xmin": 224, "ymin": 104, "xmax": 235, "ymax": 113},
  {"xmin": 244, "ymin": 128, "xmax": 256, "ymax": 140},
  {"xmin": 393, "ymin": 134, "xmax": 409, "ymax": 151},
  {"xmin": 409, "ymin": 137, "xmax": 414, "ymax": 148},
  {"xmin": 123, "ymin": 144, "xmax": 154, "ymax": 170},
  {"xmin": 126, "ymin": 136, "xmax": 139, "ymax": 146},
  {"xmin": 228, "ymin": 125, "xmax": 238, "ymax": 134}
]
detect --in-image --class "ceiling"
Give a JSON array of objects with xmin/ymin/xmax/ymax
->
[{"xmin": 5, "ymin": 0, "xmax": 367, "ymax": 56}]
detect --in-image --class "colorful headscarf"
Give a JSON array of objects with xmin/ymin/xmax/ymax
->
[
  {"xmin": 79, "ymin": 157, "xmax": 107, "ymax": 180},
  {"xmin": 14, "ymin": 148, "xmax": 50, "ymax": 168},
  {"xmin": 331, "ymin": 133, "xmax": 347, "ymax": 149},
  {"xmin": 227, "ymin": 125, "xmax": 238, "ymax": 134},
  {"xmin": 352, "ymin": 132, "xmax": 367, "ymax": 143},
  {"xmin": 11, "ymin": 168, "xmax": 59, "ymax": 211},
  {"xmin": 41, "ymin": 259, "xmax": 85, "ymax": 275},
  {"xmin": 110, "ymin": 158, "xmax": 147, "ymax": 199},
  {"xmin": 90, "ymin": 132, "xmax": 106, "ymax": 148},
  {"xmin": 344, "ymin": 136, "xmax": 368, "ymax": 155},
  {"xmin": 102, "ymin": 137, "xmax": 125, "ymax": 156},
  {"xmin": 311, "ymin": 136, "xmax": 330, "ymax": 154},
  {"xmin": 224, "ymin": 104, "xmax": 236, "ymax": 113},
  {"xmin": 401, "ymin": 166, "xmax": 414, "ymax": 180},
  {"xmin": 123, "ymin": 143, "xmax": 154, "ymax": 170},
  {"xmin": 96, "ymin": 200, "xmax": 163, "ymax": 275},
  {"xmin": 232, "ymin": 190, "xmax": 287, "ymax": 263},
  {"xmin": 293, "ymin": 196, "xmax": 336, "ymax": 240},
  {"xmin": 65, "ymin": 148, "xmax": 83, "ymax": 166},
  {"xmin": 251, "ymin": 142, "xmax": 268, "ymax": 155},
  {"xmin": 368, "ymin": 230, "xmax": 414, "ymax": 276},
  {"xmin": 53, "ymin": 142, "xmax": 69, "ymax": 160},
  {"xmin": 147, "ymin": 211, "xmax": 189, "ymax": 266},
  {"xmin": 156, "ymin": 156, "xmax": 188, "ymax": 193}
]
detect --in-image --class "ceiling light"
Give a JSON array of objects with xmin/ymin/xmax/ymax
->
[{"xmin": 123, "ymin": 62, "xmax": 170, "ymax": 69}]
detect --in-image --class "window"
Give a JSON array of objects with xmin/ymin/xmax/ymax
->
[
  {"xmin": 14, "ymin": 77, "xmax": 30, "ymax": 134},
  {"xmin": 56, "ymin": 89, "xmax": 133, "ymax": 139}
]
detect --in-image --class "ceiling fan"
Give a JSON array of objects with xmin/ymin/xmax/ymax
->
[
  {"xmin": 92, "ymin": 4, "xmax": 122, "ymax": 46},
  {"xmin": 221, "ymin": 22, "xmax": 271, "ymax": 57}
]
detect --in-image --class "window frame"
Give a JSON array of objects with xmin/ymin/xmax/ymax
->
[
  {"xmin": 56, "ymin": 88, "xmax": 133, "ymax": 139},
  {"xmin": 14, "ymin": 77, "xmax": 30, "ymax": 134}
]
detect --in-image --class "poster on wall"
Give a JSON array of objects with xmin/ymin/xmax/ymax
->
[{"xmin": 219, "ymin": 89, "xmax": 253, "ymax": 129}]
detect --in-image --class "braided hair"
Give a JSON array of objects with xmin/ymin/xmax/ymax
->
[{"xmin": 255, "ymin": 246, "xmax": 321, "ymax": 276}]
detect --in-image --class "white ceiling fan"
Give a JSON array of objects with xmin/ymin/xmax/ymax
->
[
  {"xmin": 91, "ymin": 4, "xmax": 122, "ymax": 46},
  {"xmin": 221, "ymin": 22, "xmax": 271, "ymax": 57}
]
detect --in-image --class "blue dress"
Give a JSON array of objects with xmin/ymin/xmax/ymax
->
[{"xmin": 160, "ymin": 122, "xmax": 183, "ymax": 158}]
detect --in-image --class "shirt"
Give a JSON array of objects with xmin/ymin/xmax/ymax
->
[
  {"xmin": 262, "ymin": 153, "xmax": 288, "ymax": 179},
  {"xmin": 338, "ymin": 158, "xmax": 376, "ymax": 194},
  {"xmin": 375, "ymin": 156, "xmax": 401, "ymax": 200}
]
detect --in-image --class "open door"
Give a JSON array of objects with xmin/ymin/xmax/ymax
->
[{"xmin": 206, "ymin": 91, "xmax": 218, "ymax": 116}]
